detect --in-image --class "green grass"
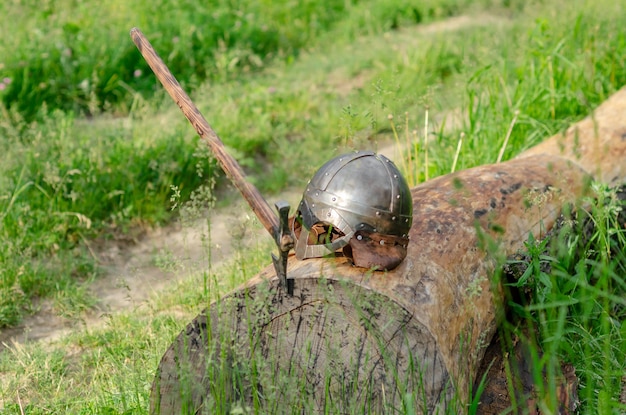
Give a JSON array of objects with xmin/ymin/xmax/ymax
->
[
  {"xmin": 0, "ymin": 0, "xmax": 476, "ymax": 121},
  {"xmin": 497, "ymin": 183, "xmax": 626, "ymax": 413},
  {"xmin": 0, "ymin": 0, "xmax": 625, "ymax": 413}
]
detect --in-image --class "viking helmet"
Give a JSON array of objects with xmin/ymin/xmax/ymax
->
[{"xmin": 294, "ymin": 150, "xmax": 413, "ymax": 270}]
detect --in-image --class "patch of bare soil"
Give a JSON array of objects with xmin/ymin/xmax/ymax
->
[{"xmin": 0, "ymin": 195, "xmax": 296, "ymax": 349}]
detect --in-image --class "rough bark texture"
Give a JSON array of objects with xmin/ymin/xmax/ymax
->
[{"xmin": 150, "ymin": 86, "xmax": 626, "ymax": 414}]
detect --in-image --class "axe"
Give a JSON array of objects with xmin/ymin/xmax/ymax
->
[{"xmin": 130, "ymin": 28, "xmax": 294, "ymax": 294}]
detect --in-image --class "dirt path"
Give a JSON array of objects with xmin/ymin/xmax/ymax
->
[{"xmin": 0, "ymin": 192, "xmax": 298, "ymax": 348}]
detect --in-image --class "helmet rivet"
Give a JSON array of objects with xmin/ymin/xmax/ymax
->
[
  {"xmin": 315, "ymin": 192, "xmax": 319, "ymax": 196},
  {"xmin": 356, "ymin": 235, "xmax": 363, "ymax": 241},
  {"xmin": 394, "ymin": 174, "xmax": 398, "ymax": 178},
  {"xmin": 379, "ymin": 240, "xmax": 385, "ymax": 245},
  {"xmin": 327, "ymin": 212, "xmax": 331, "ymax": 217},
  {"xmin": 324, "ymin": 173, "xmax": 329, "ymax": 176},
  {"xmin": 332, "ymin": 197, "xmax": 336, "ymax": 201},
  {"xmin": 311, "ymin": 204, "xmax": 315, "ymax": 208},
  {"xmin": 339, "ymin": 158, "xmax": 343, "ymax": 162}
]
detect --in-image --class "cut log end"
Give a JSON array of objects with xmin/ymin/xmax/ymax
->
[{"xmin": 151, "ymin": 276, "xmax": 453, "ymax": 414}]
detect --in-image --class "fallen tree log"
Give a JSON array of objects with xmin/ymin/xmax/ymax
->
[{"xmin": 150, "ymin": 86, "xmax": 626, "ymax": 414}]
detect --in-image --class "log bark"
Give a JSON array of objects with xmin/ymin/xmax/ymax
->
[{"xmin": 150, "ymin": 86, "xmax": 626, "ymax": 414}]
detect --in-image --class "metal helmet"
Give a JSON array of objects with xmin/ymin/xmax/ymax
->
[{"xmin": 294, "ymin": 150, "xmax": 413, "ymax": 270}]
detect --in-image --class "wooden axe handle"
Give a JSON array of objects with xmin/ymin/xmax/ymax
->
[{"xmin": 130, "ymin": 27, "xmax": 279, "ymax": 237}]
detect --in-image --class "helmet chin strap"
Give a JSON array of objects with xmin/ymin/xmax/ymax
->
[{"xmin": 295, "ymin": 227, "xmax": 354, "ymax": 260}]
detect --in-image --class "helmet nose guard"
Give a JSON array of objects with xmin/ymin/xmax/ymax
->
[{"xmin": 294, "ymin": 150, "xmax": 413, "ymax": 270}]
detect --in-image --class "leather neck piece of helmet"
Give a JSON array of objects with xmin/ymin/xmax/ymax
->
[{"xmin": 293, "ymin": 150, "xmax": 413, "ymax": 271}]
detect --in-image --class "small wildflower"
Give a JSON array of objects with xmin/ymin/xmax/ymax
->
[
  {"xmin": 387, "ymin": 114, "xmax": 393, "ymax": 120},
  {"xmin": 0, "ymin": 77, "xmax": 10, "ymax": 91},
  {"xmin": 133, "ymin": 69, "xmax": 142, "ymax": 78}
]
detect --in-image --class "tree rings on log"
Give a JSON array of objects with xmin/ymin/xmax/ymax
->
[
  {"xmin": 152, "ymin": 275, "xmax": 450, "ymax": 414},
  {"xmin": 151, "ymin": 155, "xmax": 589, "ymax": 414}
]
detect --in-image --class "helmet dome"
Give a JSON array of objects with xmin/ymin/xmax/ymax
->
[{"xmin": 294, "ymin": 150, "xmax": 413, "ymax": 270}]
